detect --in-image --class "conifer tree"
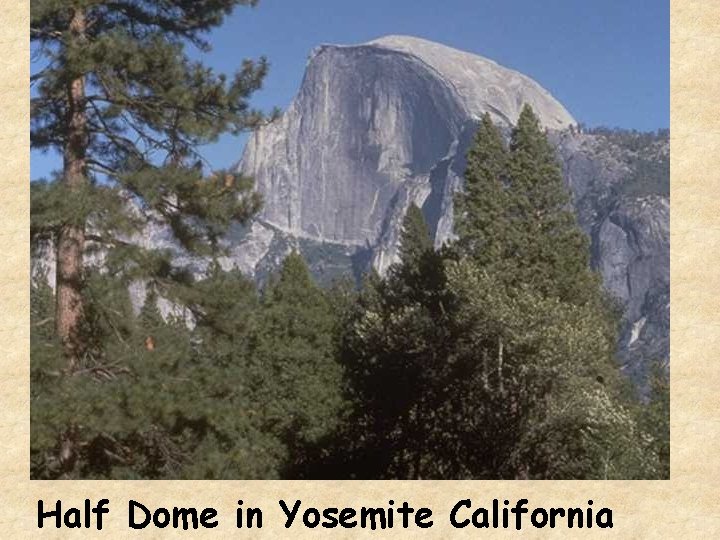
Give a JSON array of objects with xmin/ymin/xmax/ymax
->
[
  {"xmin": 253, "ymin": 252, "xmax": 346, "ymax": 475},
  {"xmin": 504, "ymin": 105, "xmax": 599, "ymax": 304},
  {"xmin": 454, "ymin": 112, "xmax": 509, "ymax": 263},
  {"xmin": 31, "ymin": 1, "xmax": 268, "ymax": 364},
  {"xmin": 398, "ymin": 203, "xmax": 433, "ymax": 267},
  {"xmin": 455, "ymin": 106, "xmax": 602, "ymax": 305},
  {"xmin": 334, "ymin": 105, "xmax": 657, "ymax": 479}
]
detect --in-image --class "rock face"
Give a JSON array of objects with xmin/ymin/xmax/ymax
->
[
  {"xmin": 239, "ymin": 36, "xmax": 575, "ymax": 271},
  {"xmin": 237, "ymin": 36, "xmax": 669, "ymax": 382},
  {"xmin": 553, "ymin": 129, "xmax": 669, "ymax": 381},
  {"xmin": 31, "ymin": 36, "xmax": 669, "ymax": 384}
]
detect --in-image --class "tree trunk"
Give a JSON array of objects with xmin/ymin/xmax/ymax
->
[{"xmin": 56, "ymin": 8, "xmax": 87, "ymax": 367}]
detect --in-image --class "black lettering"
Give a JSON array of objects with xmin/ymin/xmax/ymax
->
[
  {"xmin": 472, "ymin": 507, "xmax": 489, "ymax": 528},
  {"xmin": 93, "ymin": 499, "xmax": 110, "ymax": 530},
  {"xmin": 416, "ymin": 508, "xmax": 433, "ymax": 528},
  {"xmin": 38, "ymin": 500, "xmax": 61, "ymax": 529},
  {"xmin": 597, "ymin": 508, "xmax": 613, "ymax": 528},
  {"xmin": 549, "ymin": 507, "xmax": 565, "ymax": 527},
  {"xmin": 531, "ymin": 508, "xmax": 548, "ymax": 528},
  {"xmin": 172, "ymin": 507, "xmax": 198, "ymax": 530},
  {"xmin": 322, "ymin": 508, "xmax": 339, "ymax": 528},
  {"xmin": 303, "ymin": 508, "xmax": 320, "ymax": 528},
  {"xmin": 200, "ymin": 508, "xmax": 218, "ymax": 528},
  {"xmin": 450, "ymin": 499, "xmax": 470, "ymax": 528},
  {"xmin": 568, "ymin": 508, "xmax": 583, "ymax": 528},
  {"xmin": 64, "ymin": 508, "xmax": 81, "ymax": 528},
  {"xmin": 84, "ymin": 499, "xmax": 90, "ymax": 528},
  {"xmin": 247, "ymin": 507, "xmax": 262, "ymax": 529},
  {"xmin": 339, "ymin": 508, "xmax": 357, "ymax": 528},
  {"xmin": 153, "ymin": 508, "xmax": 170, "ymax": 528},
  {"xmin": 361, "ymin": 508, "xmax": 386, "ymax": 530},
  {"xmin": 128, "ymin": 500, "xmax": 151, "ymax": 530},
  {"xmin": 279, "ymin": 500, "xmax": 301, "ymax": 528},
  {"xmin": 397, "ymin": 502, "xmax": 413, "ymax": 528},
  {"xmin": 511, "ymin": 499, "xmax": 528, "ymax": 530}
]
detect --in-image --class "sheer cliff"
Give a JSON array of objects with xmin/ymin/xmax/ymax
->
[
  {"xmin": 236, "ymin": 36, "xmax": 669, "ymax": 381},
  {"xmin": 31, "ymin": 36, "xmax": 669, "ymax": 383}
]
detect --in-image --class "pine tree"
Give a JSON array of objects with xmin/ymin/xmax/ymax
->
[
  {"xmin": 31, "ymin": 1, "xmax": 268, "ymax": 365},
  {"xmin": 333, "ymin": 105, "xmax": 654, "ymax": 479},
  {"xmin": 252, "ymin": 252, "xmax": 346, "ymax": 475},
  {"xmin": 398, "ymin": 203, "xmax": 433, "ymax": 267},
  {"xmin": 455, "ymin": 106, "xmax": 602, "ymax": 305},
  {"xmin": 504, "ymin": 105, "xmax": 599, "ymax": 303},
  {"xmin": 454, "ymin": 112, "xmax": 509, "ymax": 264}
]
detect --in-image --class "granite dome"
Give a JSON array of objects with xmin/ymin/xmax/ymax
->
[
  {"xmin": 240, "ymin": 35, "xmax": 576, "ymax": 250},
  {"xmin": 361, "ymin": 35, "xmax": 575, "ymax": 129}
]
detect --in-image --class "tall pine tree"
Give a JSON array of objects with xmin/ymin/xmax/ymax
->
[
  {"xmin": 504, "ymin": 105, "xmax": 600, "ymax": 304},
  {"xmin": 398, "ymin": 203, "xmax": 433, "ymax": 266},
  {"xmin": 252, "ymin": 252, "xmax": 347, "ymax": 476},
  {"xmin": 456, "ymin": 106, "xmax": 602, "ymax": 305},
  {"xmin": 31, "ymin": 1, "xmax": 268, "ymax": 365},
  {"xmin": 333, "ymin": 105, "xmax": 659, "ymax": 479},
  {"xmin": 454, "ymin": 112, "xmax": 509, "ymax": 264}
]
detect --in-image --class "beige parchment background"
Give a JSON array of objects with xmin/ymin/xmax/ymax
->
[{"xmin": 1, "ymin": 1, "xmax": 718, "ymax": 537}]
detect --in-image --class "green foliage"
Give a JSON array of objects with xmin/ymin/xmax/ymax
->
[
  {"xmin": 32, "ymin": 271, "xmax": 214, "ymax": 479},
  {"xmin": 30, "ymin": 39, "xmax": 669, "ymax": 480},
  {"xmin": 584, "ymin": 127, "xmax": 669, "ymax": 198},
  {"xmin": 251, "ymin": 253, "xmax": 347, "ymax": 474},
  {"xmin": 619, "ymin": 152, "xmax": 670, "ymax": 198},
  {"xmin": 327, "ymin": 106, "xmax": 667, "ymax": 479},
  {"xmin": 31, "ymin": 252, "xmax": 347, "ymax": 479},
  {"xmin": 332, "ymin": 252, "xmax": 659, "ymax": 479},
  {"xmin": 398, "ymin": 203, "xmax": 433, "ymax": 267},
  {"xmin": 454, "ymin": 113, "xmax": 509, "ymax": 264},
  {"xmin": 635, "ymin": 360, "xmax": 670, "ymax": 478},
  {"xmin": 455, "ymin": 108, "xmax": 604, "ymax": 306},
  {"xmin": 31, "ymin": 0, "xmax": 269, "ymax": 360},
  {"xmin": 505, "ymin": 106, "xmax": 600, "ymax": 304},
  {"xmin": 31, "ymin": 0, "xmax": 268, "ymax": 244}
]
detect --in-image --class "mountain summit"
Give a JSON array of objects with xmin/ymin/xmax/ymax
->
[
  {"xmin": 32, "ymin": 36, "xmax": 668, "ymax": 383},
  {"xmin": 239, "ymin": 36, "xmax": 575, "ymax": 260},
  {"xmin": 331, "ymin": 35, "xmax": 575, "ymax": 128},
  {"xmin": 236, "ymin": 36, "xmax": 668, "ymax": 382}
]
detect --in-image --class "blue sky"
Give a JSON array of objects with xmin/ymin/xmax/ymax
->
[{"xmin": 31, "ymin": 0, "xmax": 668, "ymax": 179}]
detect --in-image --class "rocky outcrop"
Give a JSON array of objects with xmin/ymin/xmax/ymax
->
[
  {"xmin": 236, "ymin": 36, "xmax": 669, "ymax": 383},
  {"xmin": 239, "ymin": 36, "xmax": 575, "ymax": 263},
  {"xmin": 554, "ymin": 130, "xmax": 669, "ymax": 381},
  {"xmin": 31, "ymin": 36, "xmax": 669, "ymax": 384}
]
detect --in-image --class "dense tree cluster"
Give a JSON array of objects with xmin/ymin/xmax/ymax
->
[
  {"xmin": 30, "ymin": 2, "xmax": 668, "ymax": 479},
  {"xmin": 324, "ymin": 108, "xmax": 666, "ymax": 480}
]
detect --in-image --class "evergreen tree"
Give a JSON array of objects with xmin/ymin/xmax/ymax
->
[
  {"xmin": 455, "ymin": 106, "xmax": 603, "ymax": 306},
  {"xmin": 31, "ymin": 0, "xmax": 268, "ymax": 364},
  {"xmin": 31, "ymin": 273, "xmax": 199, "ymax": 479},
  {"xmin": 454, "ymin": 112, "xmax": 509, "ymax": 264},
  {"xmin": 392, "ymin": 202, "xmax": 446, "ymax": 306},
  {"xmin": 398, "ymin": 203, "xmax": 433, "ymax": 267},
  {"xmin": 334, "ymin": 105, "xmax": 658, "ymax": 479},
  {"xmin": 253, "ymin": 252, "xmax": 346, "ymax": 475},
  {"xmin": 504, "ymin": 105, "xmax": 600, "ymax": 304}
]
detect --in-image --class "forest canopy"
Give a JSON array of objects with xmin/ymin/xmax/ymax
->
[{"xmin": 30, "ymin": 2, "xmax": 668, "ymax": 480}]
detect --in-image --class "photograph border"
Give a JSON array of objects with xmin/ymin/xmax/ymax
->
[{"xmin": 3, "ymin": 0, "xmax": 719, "ymax": 536}]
